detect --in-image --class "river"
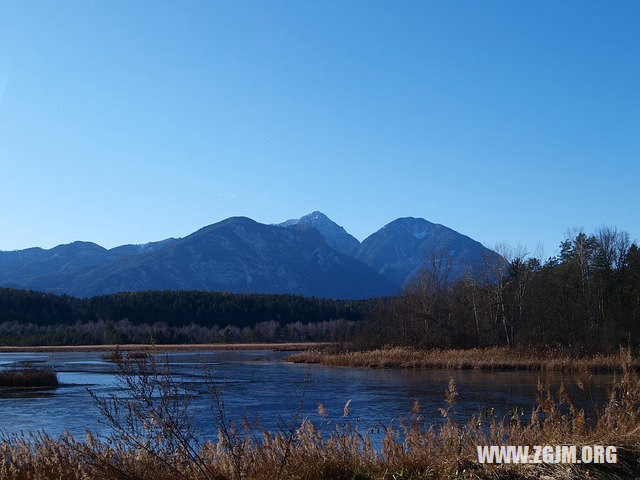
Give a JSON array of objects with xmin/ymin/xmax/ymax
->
[{"xmin": 0, "ymin": 350, "xmax": 613, "ymax": 441}]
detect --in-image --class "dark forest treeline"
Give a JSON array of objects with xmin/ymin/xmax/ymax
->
[
  {"xmin": 0, "ymin": 289, "xmax": 371, "ymax": 327},
  {"xmin": 360, "ymin": 227, "xmax": 640, "ymax": 353},
  {"xmin": 86, "ymin": 291, "xmax": 369, "ymax": 327},
  {"xmin": 0, "ymin": 289, "xmax": 371, "ymax": 345}
]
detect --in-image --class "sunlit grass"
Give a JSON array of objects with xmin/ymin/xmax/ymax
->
[{"xmin": 286, "ymin": 346, "xmax": 638, "ymax": 372}]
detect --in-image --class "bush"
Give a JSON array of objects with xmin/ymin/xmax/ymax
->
[{"xmin": 0, "ymin": 366, "xmax": 59, "ymax": 388}]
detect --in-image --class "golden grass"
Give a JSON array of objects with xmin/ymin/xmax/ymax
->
[
  {"xmin": 0, "ymin": 350, "xmax": 639, "ymax": 479},
  {"xmin": 286, "ymin": 346, "xmax": 638, "ymax": 372}
]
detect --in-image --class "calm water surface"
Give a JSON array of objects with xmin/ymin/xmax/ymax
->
[{"xmin": 0, "ymin": 350, "xmax": 613, "ymax": 440}]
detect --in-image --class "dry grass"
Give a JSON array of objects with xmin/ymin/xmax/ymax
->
[
  {"xmin": 286, "ymin": 346, "xmax": 638, "ymax": 372},
  {"xmin": 0, "ymin": 366, "xmax": 59, "ymax": 388},
  {"xmin": 102, "ymin": 350, "xmax": 148, "ymax": 362},
  {"xmin": 0, "ymin": 350, "xmax": 639, "ymax": 479}
]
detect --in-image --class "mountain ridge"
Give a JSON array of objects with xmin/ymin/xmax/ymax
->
[
  {"xmin": 4, "ymin": 216, "xmax": 396, "ymax": 299},
  {"xmin": 1, "ymin": 212, "xmax": 499, "ymax": 298}
]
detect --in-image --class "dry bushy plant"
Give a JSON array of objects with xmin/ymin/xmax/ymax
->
[{"xmin": 0, "ymin": 366, "xmax": 58, "ymax": 388}]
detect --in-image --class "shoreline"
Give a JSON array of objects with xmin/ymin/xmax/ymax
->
[
  {"xmin": 2, "ymin": 343, "xmax": 635, "ymax": 373},
  {"xmin": 285, "ymin": 346, "xmax": 639, "ymax": 372},
  {"xmin": 0, "ymin": 342, "xmax": 329, "ymax": 353}
]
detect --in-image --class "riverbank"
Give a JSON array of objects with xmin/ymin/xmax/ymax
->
[
  {"xmin": 2, "ymin": 353, "xmax": 639, "ymax": 480},
  {"xmin": 286, "ymin": 346, "xmax": 639, "ymax": 372},
  {"xmin": 0, "ymin": 342, "xmax": 329, "ymax": 353}
]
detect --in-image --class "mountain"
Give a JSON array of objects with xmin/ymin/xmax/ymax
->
[
  {"xmin": 355, "ymin": 217, "xmax": 499, "ymax": 287},
  {"xmin": 0, "ymin": 213, "xmax": 499, "ymax": 298},
  {"xmin": 106, "ymin": 238, "xmax": 178, "ymax": 258},
  {"xmin": 14, "ymin": 217, "xmax": 396, "ymax": 299},
  {"xmin": 278, "ymin": 211, "xmax": 360, "ymax": 256},
  {"xmin": 0, "ymin": 239, "xmax": 177, "ymax": 287},
  {"xmin": 0, "ymin": 241, "xmax": 110, "ymax": 286}
]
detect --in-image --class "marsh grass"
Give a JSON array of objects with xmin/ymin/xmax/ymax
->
[
  {"xmin": 1, "ymin": 349, "xmax": 639, "ymax": 479},
  {"xmin": 102, "ymin": 349, "xmax": 148, "ymax": 362},
  {"xmin": 286, "ymin": 346, "xmax": 639, "ymax": 372},
  {"xmin": 0, "ymin": 366, "xmax": 58, "ymax": 388}
]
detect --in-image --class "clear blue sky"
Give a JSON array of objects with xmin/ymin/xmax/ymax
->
[{"xmin": 1, "ymin": 1, "xmax": 638, "ymax": 257}]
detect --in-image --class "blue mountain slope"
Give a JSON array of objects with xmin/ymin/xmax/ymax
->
[
  {"xmin": 0, "ymin": 214, "xmax": 499, "ymax": 298},
  {"xmin": 23, "ymin": 218, "xmax": 397, "ymax": 299},
  {"xmin": 356, "ymin": 217, "xmax": 500, "ymax": 287}
]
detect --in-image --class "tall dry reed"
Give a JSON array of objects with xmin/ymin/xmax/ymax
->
[{"xmin": 286, "ymin": 346, "xmax": 638, "ymax": 372}]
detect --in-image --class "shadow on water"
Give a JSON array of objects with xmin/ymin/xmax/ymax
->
[{"xmin": 0, "ymin": 387, "xmax": 57, "ymax": 399}]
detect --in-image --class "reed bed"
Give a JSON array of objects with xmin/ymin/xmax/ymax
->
[
  {"xmin": 0, "ymin": 366, "xmax": 58, "ymax": 388},
  {"xmin": 286, "ymin": 346, "xmax": 637, "ymax": 372},
  {"xmin": 1, "ymin": 351, "xmax": 639, "ymax": 479}
]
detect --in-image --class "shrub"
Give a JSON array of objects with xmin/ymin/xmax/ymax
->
[{"xmin": 0, "ymin": 366, "xmax": 58, "ymax": 388}]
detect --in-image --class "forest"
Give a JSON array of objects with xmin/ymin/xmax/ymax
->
[
  {"xmin": 0, "ymin": 289, "xmax": 368, "ymax": 345},
  {"xmin": 360, "ymin": 227, "xmax": 640, "ymax": 353}
]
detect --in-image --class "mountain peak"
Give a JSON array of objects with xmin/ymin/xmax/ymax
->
[
  {"xmin": 385, "ymin": 217, "xmax": 437, "ymax": 239},
  {"xmin": 278, "ymin": 211, "xmax": 360, "ymax": 256},
  {"xmin": 218, "ymin": 216, "xmax": 257, "ymax": 225},
  {"xmin": 302, "ymin": 211, "xmax": 329, "ymax": 221},
  {"xmin": 50, "ymin": 241, "xmax": 107, "ymax": 254},
  {"xmin": 357, "ymin": 217, "xmax": 498, "ymax": 287}
]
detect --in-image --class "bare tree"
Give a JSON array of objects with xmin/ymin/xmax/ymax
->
[{"xmin": 483, "ymin": 244, "xmax": 512, "ymax": 348}]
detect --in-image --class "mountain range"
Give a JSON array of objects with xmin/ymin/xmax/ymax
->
[{"xmin": 0, "ymin": 212, "xmax": 499, "ymax": 299}]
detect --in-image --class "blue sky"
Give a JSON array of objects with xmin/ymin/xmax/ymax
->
[{"xmin": 0, "ymin": 1, "xmax": 638, "ymax": 257}]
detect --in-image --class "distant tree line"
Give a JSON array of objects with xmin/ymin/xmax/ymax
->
[
  {"xmin": 0, "ymin": 318, "xmax": 355, "ymax": 346},
  {"xmin": 86, "ymin": 291, "xmax": 370, "ymax": 328},
  {"xmin": 358, "ymin": 227, "xmax": 640, "ymax": 353},
  {"xmin": 0, "ymin": 290, "xmax": 370, "ymax": 345}
]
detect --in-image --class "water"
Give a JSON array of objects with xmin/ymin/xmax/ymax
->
[{"xmin": 0, "ymin": 350, "xmax": 613, "ymax": 441}]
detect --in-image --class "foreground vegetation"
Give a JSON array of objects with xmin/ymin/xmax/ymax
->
[
  {"xmin": 287, "ymin": 346, "xmax": 640, "ymax": 372},
  {"xmin": 1, "ymin": 350, "xmax": 639, "ymax": 479},
  {"xmin": 0, "ymin": 366, "xmax": 58, "ymax": 388}
]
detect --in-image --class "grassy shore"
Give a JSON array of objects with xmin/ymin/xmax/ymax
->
[
  {"xmin": 0, "ymin": 342, "xmax": 329, "ymax": 353},
  {"xmin": 0, "ymin": 366, "xmax": 58, "ymax": 388},
  {"xmin": 286, "ymin": 346, "xmax": 639, "ymax": 372},
  {"xmin": 1, "ymin": 351, "xmax": 639, "ymax": 479}
]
